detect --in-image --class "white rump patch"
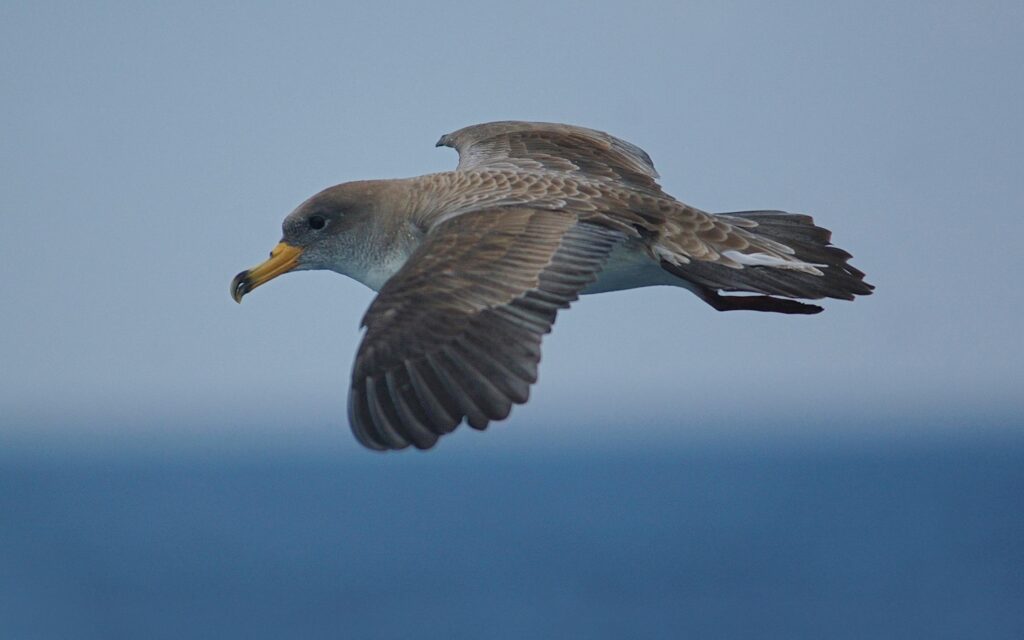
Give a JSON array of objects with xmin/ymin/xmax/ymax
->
[{"xmin": 722, "ymin": 251, "xmax": 825, "ymax": 275}]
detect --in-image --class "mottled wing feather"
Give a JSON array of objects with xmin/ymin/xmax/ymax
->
[
  {"xmin": 436, "ymin": 121, "xmax": 665, "ymax": 196},
  {"xmin": 349, "ymin": 207, "xmax": 623, "ymax": 451},
  {"xmin": 418, "ymin": 168, "xmax": 827, "ymax": 276},
  {"xmin": 428, "ymin": 121, "xmax": 870, "ymax": 300}
]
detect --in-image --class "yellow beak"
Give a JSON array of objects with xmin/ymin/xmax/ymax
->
[{"xmin": 231, "ymin": 242, "xmax": 303, "ymax": 303}]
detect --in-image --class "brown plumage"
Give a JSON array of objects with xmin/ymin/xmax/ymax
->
[{"xmin": 231, "ymin": 121, "xmax": 873, "ymax": 451}]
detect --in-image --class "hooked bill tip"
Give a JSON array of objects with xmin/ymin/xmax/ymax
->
[{"xmin": 231, "ymin": 270, "xmax": 251, "ymax": 304}]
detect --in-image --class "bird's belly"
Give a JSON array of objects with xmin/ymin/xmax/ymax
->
[{"xmin": 581, "ymin": 242, "xmax": 690, "ymax": 294}]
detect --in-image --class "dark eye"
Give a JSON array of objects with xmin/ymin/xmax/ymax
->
[{"xmin": 308, "ymin": 215, "xmax": 326, "ymax": 230}]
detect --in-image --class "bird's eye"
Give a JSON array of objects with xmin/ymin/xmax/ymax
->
[{"xmin": 308, "ymin": 215, "xmax": 327, "ymax": 230}]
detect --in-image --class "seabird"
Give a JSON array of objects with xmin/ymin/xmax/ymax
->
[{"xmin": 231, "ymin": 121, "xmax": 873, "ymax": 451}]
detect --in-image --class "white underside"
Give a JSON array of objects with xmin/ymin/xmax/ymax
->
[
  {"xmin": 347, "ymin": 238, "xmax": 690, "ymax": 295},
  {"xmin": 581, "ymin": 242, "xmax": 692, "ymax": 294}
]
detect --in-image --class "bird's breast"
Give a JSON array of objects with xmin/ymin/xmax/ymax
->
[{"xmin": 342, "ymin": 250, "xmax": 413, "ymax": 292}]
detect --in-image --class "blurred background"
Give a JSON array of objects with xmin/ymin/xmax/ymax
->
[{"xmin": 1, "ymin": 1, "xmax": 1021, "ymax": 638}]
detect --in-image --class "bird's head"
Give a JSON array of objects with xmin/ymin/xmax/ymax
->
[{"xmin": 231, "ymin": 181, "xmax": 388, "ymax": 303}]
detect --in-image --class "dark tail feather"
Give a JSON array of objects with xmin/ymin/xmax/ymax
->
[
  {"xmin": 665, "ymin": 210, "xmax": 874, "ymax": 312},
  {"xmin": 691, "ymin": 287, "xmax": 824, "ymax": 314}
]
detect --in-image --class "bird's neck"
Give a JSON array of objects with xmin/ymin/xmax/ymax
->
[
  {"xmin": 342, "ymin": 171, "xmax": 529, "ymax": 290},
  {"xmin": 338, "ymin": 179, "xmax": 426, "ymax": 291}
]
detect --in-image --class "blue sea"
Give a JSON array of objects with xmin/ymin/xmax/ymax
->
[{"xmin": 2, "ymin": 438, "xmax": 1022, "ymax": 639}]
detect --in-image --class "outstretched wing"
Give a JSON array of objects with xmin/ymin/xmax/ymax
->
[
  {"xmin": 349, "ymin": 207, "xmax": 623, "ymax": 451},
  {"xmin": 436, "ymin": 121, "xmax": 665, "ymax": 195}
]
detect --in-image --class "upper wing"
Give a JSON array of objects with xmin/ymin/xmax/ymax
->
[
  {"xmin": 349, "ymin": 207, "xmax": 623, "ymax": 451},
  {"xmin": 436, "ymin": 121, "xmax": 665, "ymax": 195}
]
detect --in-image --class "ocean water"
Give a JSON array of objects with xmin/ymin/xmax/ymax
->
[{"xmin": 1, "ymin": 440, "xmax": 1022, "ymax": 639}]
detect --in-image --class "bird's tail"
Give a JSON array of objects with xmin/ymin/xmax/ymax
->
[{"xmin": 663, "ymin": 210, "xmax": 874, "ymax": 314}]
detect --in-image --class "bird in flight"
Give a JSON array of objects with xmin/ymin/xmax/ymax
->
[{"xmin": 232, "ymin": 121, "xmax": 872, "ymax": 451}]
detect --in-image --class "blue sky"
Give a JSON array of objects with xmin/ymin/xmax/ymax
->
[{"xmin": 2, "ymin": 1, "xmax": 1021, "ymax": 452}]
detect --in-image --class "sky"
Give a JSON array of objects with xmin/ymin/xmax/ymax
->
[{"xmin": 1, "ymin": 1, "xmax": 1022, "ymax": 453}]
